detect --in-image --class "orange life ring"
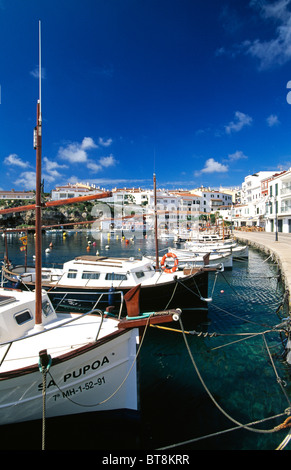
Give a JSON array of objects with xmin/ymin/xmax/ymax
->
[{"xmin": 161, "ymin": 252, "xmax": 179, "ymax": 273}]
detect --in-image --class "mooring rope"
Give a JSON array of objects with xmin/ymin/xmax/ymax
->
[
  {"xmin": 38, "ymin": 352, "xmax": 52, "ymax": 450},
  {"xmin": 175, "ymin": 316, "xmax": 291, "ymax": 436}
]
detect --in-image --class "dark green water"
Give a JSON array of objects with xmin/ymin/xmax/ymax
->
[{"xmin": 1, "ymin": 230, "xmax": 290, "ymax": 451}]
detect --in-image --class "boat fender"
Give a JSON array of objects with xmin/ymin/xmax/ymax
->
[
  {"xmin": 161, "ymin": 252, "xmax": 179, "ymax": 274},
  {"xmin": 14, "ymin": 276, "xmax": 22, "ymax": 289}
]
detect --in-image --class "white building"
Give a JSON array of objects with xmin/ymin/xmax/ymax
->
[
  {"xmin": 51, "ymin": 183, "xmax": 106, "ymax": 201},
  {"xmin": 265, "ymin": 169, "xmax": 291, "ymax": 234},
  {"xmin": 152, "ymin": 190, "xmax": 202, "ymax": 231},
  {"xmin": 0, "ymin": 190, "xmax": 34, "ymax": 200},
  {"xmin": 190, "ymin": 187, "xmax": 233, "ymax": 213}
]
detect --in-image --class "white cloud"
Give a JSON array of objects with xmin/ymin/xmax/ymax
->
[
  {"xmin": 58, "ymin": 137, "xmax": 98, "ymax": 164},
  {"xmin": 99, "ymin": 155, "xmax": 116, "ymax": 167},
  {"xmin": 81, "ymin": 137, "xmax": 98, "ymax": 150},
  {"xmin": 58, "ymin": 143, "xmax": 88, "ymax": 163},
  {"xmin": 266, "ymin": 114, "xmax": 280, "ymax": 126},
  {"xmin": 98, "ymin": 137, "xmax": 113, "ymax": 147},
  {"xmin": 14, "ymin": 171, "xmax": 36, "ymax": 190},
  {"xmin": 227, "ymin": 150, "xmax": 248, "ymax": 161},
  {"xmin": 225, "ymin": 111, "xmax": 253, "ymax": 134},
  {"xmin": 42, "ymin": 157, "xmax": 68, "ymax": 183},
  {"xmin": 87, "ymin": 162, "xmax": 103, "ymax": 172},
  {"xmin": 56, "ymin": 137, "xmax": 116, "ymax": 176},
  {"xmin": 4, "ymin": 153, "xmax": 30, "ymax": 168},
  {"xmin": 220, "ymin": 0, "xmax": 291, "ymax": 69},
  {"xmin": 195, "ymin": 158, "xmax": 228, "ymax": 176},
  {"xmin": 43, "ymin": 156, "xmax": 67, "ymax": 172}
]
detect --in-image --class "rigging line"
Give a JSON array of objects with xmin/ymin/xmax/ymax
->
[
  {"xmin": 276, "ymin": 429, "xmax": 291, "ymax": 450},
  {"xmin": 164, "ymin": 281, "xmax": 178, "ymax": 310},
  {"xmin": 150, "ymin": 324, "xmax": 279, "ymax": 339},
  {"xmin": 176, "ymin": 315, "xmax": 290, "ymax": 435},
  {"xmin": 157, "ymin": 412, "xmax": 287, "ymax": 450},
  {"xmin": 262, "ymin": 333, "xmax": 291, "ymax": 409},
  {"xmin": 210, "ymin": 301, "xmax": 276, "ymax": 329},
  {"xmin": 209, "ymin": 271, "xmax": 218, "ymax": 298},
  {"xmin": 176, "ymin": 277, "xmax": 202, "ymax": 300},
  {"xmin": 209, "ymin": 331, "xmax": 267, "ymax": 351}
]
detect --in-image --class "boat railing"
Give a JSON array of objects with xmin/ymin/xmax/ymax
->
[
  {"xmin": 51, "ymin": 289, "xmax": 124, "ymax": 320},
  {"xmin": 0, "ymin": 304, "xmax": 116, "ymax": 349}
]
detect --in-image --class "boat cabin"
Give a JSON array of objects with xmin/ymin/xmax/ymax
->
[{"xmin": 0, "ymin": 289, "xmax": 57, "ymax": 343}]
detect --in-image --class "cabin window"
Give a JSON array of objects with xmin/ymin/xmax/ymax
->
[
  {"xmin": 67, "ymin": 269, "xmax": 77, "ymax": 279},
  {"xmin": 15, "ymin": 310, "xmax": 33, "ymax": 325},
  {"xmin": 105, "ymin": 273, "xmax": 127, "ymax": 281},
  {"xmin": 82, "ymin": 271, "xmax": 100, "ymax": 279},
  {"xmin": 42, "ymin": 300, "xmax": 54, "ymax": 317},
  {"xmin": 135, "ymin": 271, "xmax": 145, "ymax": 279}
]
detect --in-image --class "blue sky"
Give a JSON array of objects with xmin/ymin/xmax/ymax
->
[{"xmin": 1, "ymin": 0, "xmax": 291, "ymax": 193}]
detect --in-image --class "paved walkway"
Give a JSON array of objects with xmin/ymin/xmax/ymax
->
[{"xmin": 233, "ymin": 231, "xmax": 291, "ymax": 309}]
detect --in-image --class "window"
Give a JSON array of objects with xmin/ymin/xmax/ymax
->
[
  {"xmin": 135, "ymin": 271, "xmax": 145, "ymax": 279},
  {"xmin": 82, "ymin": 271, "xmax": 100, "ymax": 279},
  {"xmin": 67, "ymin": 269, "xmax": 77, "ymax": 279},
  {"xmin": 15, "ymin": 310, "xmax": 32, "ymax": 325},
  {"xmin": 42, "ymin": 300, "xmax": 54, "ymax": 317},
  {"xmin": 105, "ymin": 273, "xmax": 127, "ymax": 281}
]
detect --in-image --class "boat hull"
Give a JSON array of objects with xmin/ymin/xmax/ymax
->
[
  {"xmin": 4, "ymin": 268, "xmax": 209, "ymax": 315},
  {"xmin": 42, "ymin": 271, "xmax": 208, "ymax": 314},
  {"xmin": 0, "ymin": 328, "xmax": 138, "ymax": 426}
]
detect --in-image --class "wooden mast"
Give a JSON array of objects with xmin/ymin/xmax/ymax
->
[
  {"xmin": 34, "ymin": 21, "xmax": 43, "ymax": 329},
  {"xmin": 153, "ymin": 173, "xmax": 159, "ymax": 271}
]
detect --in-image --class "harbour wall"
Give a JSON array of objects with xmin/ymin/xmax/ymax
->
[{"xmin": 233, "ymin": 231, "xmax": 291, "ymax": 312}]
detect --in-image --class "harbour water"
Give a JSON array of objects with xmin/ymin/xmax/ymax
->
[{"xmin": 0, "ymin": 230, "xmax": 290, "ymax": 451}]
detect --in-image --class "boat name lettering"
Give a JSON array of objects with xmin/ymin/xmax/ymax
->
[
  {"xmin": 63, "ymin": 356, "xmax": 110, "ymax": 383},
  {"xmin": 37, "ymin": 356, "xmax": 109, "ymax": 391},
  {"xmin": 53, "ymin": 377, "xmax": 106, "ymax": 400}
]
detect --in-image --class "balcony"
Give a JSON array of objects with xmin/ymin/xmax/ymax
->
[
  {"xmin": 281, "ymin": 184, "xmax": 291, "ymax": 196},
  {"xmin": 281, "ymin": 200, "xmax": 291, "ymax": 213}
]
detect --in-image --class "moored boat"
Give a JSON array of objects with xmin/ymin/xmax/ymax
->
[
  {"xmin": 162, "ymin": 248, "xmax": 233, "ymax": 269},
  {"xmin": 183, "ymin": 239, "xmax": 249, "ymax": 259},
  {"xmin": 0, "ymin": 284, "xmax": 181, "ymax": 426},
  {"xmin": 3, "ymin": 254, "xmax": 210, "ymax": 314}
]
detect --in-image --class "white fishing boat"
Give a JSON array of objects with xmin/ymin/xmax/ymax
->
[
  {"xmin": 160, "ymin": 249, "xmax": 232, "ymax": 270},
  {"xmin": 0, "ymin": 285, "xmax": 180, "ymax": 426},
  {"xmin": 174, "ymin": 231, "xmax": 224, "ymax": 243},
  {"xmin": 3, "ymin": 254, "xmax": 211, "ymax": 314},
  {"xmin": 184, "ymin": 239, "xmax": 249, "ymax": 259}
]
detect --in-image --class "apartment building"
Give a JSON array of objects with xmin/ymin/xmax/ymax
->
[
  {"xmin": 265, "ymin": 169, "xmax": 291, "ymax": 234},
  {"xmin": 190, "ymin": 187, "xmax": 233, "ymax": 213},
  {"xmin": 51, "ymin": 183, "xmax": 106, "ymax": 201},
  {"xmin": 0, "ymin": 190, "xmax": 34, "ymax": 200}
]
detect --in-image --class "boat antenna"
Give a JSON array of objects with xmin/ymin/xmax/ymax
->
[
  {"xmin": 38, "ymin": 20, "xmax": 42, "ymax": 121},
  {"xmin": 34, "ymin": 20, "xmax": 43, "ymax": 330}
]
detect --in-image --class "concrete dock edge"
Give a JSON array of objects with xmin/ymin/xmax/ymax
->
[{"xmin": 233, "ymin": 231, "xmax": 291, "ymax": 311}]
